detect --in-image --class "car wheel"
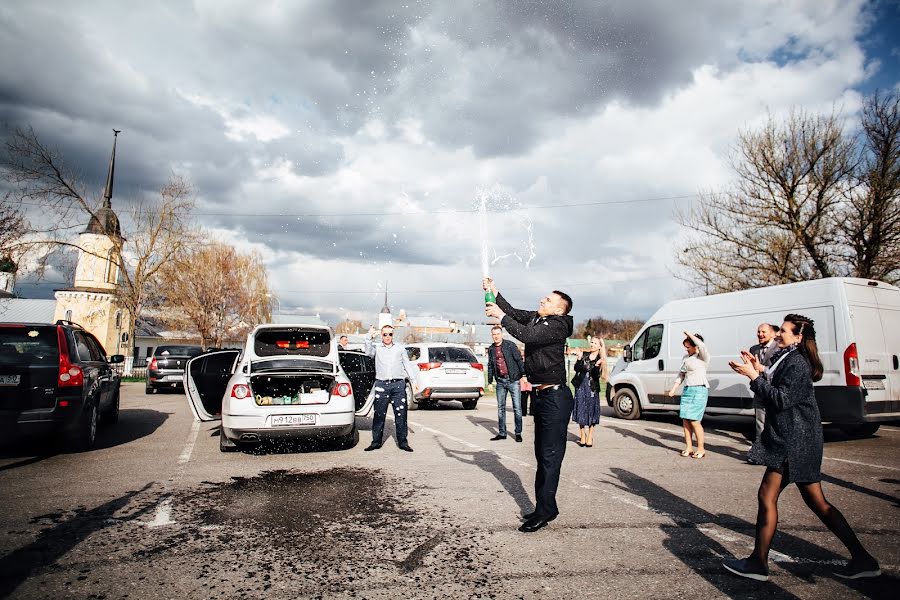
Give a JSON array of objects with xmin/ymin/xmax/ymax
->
[
  {"xmin": 69, "ymin": 401, "xmax": 99, "ymax": 452},
  {"xmin": 461, "ymin": 399, "xmax": 478, "ymax": 410},
  {"xmin": 838, "ymin": 423, "xmax": 880, "ymax": 437},
  {"xmin": 102, "ymin": 386, "xmax": 120, "ymax": 425},
  {"xmin": 406, "ymin": 384, "xmax": 419, "ymax": 411},
  {"xmin": 219, "ymin": 426, "xmax": 239, "ymax": 452},
  {"xmin": 338, "ymin": 423, "xmax": 359, "ymax": 450},
  {"xmin": 612, "ymin": 388, "xmax": 641, "ymax": 420}
]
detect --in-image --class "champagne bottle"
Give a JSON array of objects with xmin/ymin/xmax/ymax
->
[{"xmin": 484, "ymin": 289, "xmax": 496, "ymax": 305}]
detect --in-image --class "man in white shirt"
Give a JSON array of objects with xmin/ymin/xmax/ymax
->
[{"xmin": 363, "ymin": 325, "xmax": 419, "ymax": 452}]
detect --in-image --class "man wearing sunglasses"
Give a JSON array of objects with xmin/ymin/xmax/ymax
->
[{"xmin": 364, "ymin": 324, "xmax": 420, "ymax": 452}]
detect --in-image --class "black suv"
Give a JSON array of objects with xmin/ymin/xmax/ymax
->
[
  {"xmin": 146, "ymin": 345, "xmax": 204, "ymax": 394},
  {"xmin": 0, "ymin": 320, "xmax": 124, "ymax": 451}
]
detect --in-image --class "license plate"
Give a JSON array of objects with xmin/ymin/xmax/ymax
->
[
  {"xmin": 445, "ymin": 369, "xmax": 467, "ymax": 374},
  {"xmin": 271, "ymin": 414, "xmax": 316, "ymax": 427},
  {"xmin": 0, "ymin": 374, "xmax": 20, "ymax": 386},
  {"xmin": 863, "ymin": 379, "xmax": 885, "ymax": 390}
]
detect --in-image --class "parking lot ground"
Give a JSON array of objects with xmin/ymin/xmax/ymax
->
[{"xmin": 0, "ymin": 383, "xmax": 897, "ymax": 599}]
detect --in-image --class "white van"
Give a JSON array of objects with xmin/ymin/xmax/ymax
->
[{"xmin": 607, "ymin": 278, "xmax": 899, "ymax": 435}]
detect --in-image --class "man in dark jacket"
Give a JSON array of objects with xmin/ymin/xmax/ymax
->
[
  {"xmin": 486, "ymin": 325, "xmax": 526, "ymax": 442},
  {"xmin": 484, "ymin": 277, "xmax": 574, "ymax": 533}
]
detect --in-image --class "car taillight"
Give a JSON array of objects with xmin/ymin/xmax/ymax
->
[
  {"xmin": 56, "ymin": 326, "xmax": 83, "ymax": 388},
  {"xmin": 331, "ymin": 382, "xmax": 352, "ymax": 397},
  {"xmin": 149, "ymin": 358, "xmax": 158, "ymax": 370},
  {"xmin": 470, "ymin": 362, "xmax": 484, "ymax": 371},
  {"xmin": 844, "ymin": 343, "xmax": 861, "ymax": 386},
  {"xmin": 231, "ymin": 384, "xmax": 251, "ymax": 399},
  {"xmin": 421, "ymin": 388, "xmax": 433, "ymax": 397},
  {"xmin": 418, "ymin": 362, "xmax": 443, "ymax": 371}
]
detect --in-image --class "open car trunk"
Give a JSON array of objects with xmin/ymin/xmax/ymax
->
[{"xmin": 250, "ymin": 373, "xmax": 335, "ymax": 406}]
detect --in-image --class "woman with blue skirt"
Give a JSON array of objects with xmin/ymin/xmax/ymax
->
[{"xmin": 666, "ymin": 331, "xmax": 709, "ymax": 458}]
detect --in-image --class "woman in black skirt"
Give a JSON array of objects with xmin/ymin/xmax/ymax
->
[{"xmin": 724, "ymin": 314, "xmax": 880, "ymax": 581}]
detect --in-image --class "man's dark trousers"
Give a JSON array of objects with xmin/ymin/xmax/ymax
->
[
  {"xmin": 532, "ymin": 384, "xmax": 574, "ymax": 518},
  {"xmin": 371, "ymin": 379, "xmax": 408, "ymax": 446}
]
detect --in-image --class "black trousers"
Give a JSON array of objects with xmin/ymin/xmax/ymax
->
[
  {"xmin": 520, "ymin": 390, "xmax": 531, "ymax": 415},
  {"xmin": 532, "ymin": 384, "xmax": 574, "ymax": 518}
]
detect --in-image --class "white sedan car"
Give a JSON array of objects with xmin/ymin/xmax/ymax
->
[
  {"xmin": 404, "ymin": 343, "xmax": 484, "ymax": 410},
  {"xmin": 185, "ymin": 324, "xmax": 375, "ymax": 451}
]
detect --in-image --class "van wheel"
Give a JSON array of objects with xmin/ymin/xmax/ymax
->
[
  {"xmin": 612, "ymin": 388, "xmax": 641, "ymax": 420},
  {"xmin": 462, "ymin": 400, "xmax": 478, "ymax": 410},
  {"xmin": 69, "ymin": 401, "xmax": 99, "ymax": 452},
  {"xmin": 219, "ymin": 426, "xmax": 239, "ymax": 452},
  {"xmin": 838, "ymin": 423, "xmax": 880, "ymax": 437},
  {"xmin": 406, "ymin": 385, "xmax": 419, "ymax": 411}
]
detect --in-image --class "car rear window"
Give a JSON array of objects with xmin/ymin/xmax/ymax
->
[
  {"xmin": 428, "ymin": 347, "xmax": 477, "ymax": 363},
  {"xmin": 155, "ymin": 345, "xmax": 204, "ymax": 357},
  {"xmin": 254, "ymin": 329, "xmax": 331, "ymax": 357},
  {"xmin": 0, "ymin": 326, "xmax": 59, "ymax": 366}
]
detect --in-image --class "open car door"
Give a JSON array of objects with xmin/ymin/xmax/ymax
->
[
  {"xmin": 339, "ymin": 350, "xmax": 376, "ymax": 416},
  {"xmin": 184, "ymin": 350, "xmax": 241, "ymax": 421}
]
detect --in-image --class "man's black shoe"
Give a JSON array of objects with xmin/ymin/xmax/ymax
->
[
  {"xmin": 521, "ymin": 511, "xmax": 558, "ymax": 522},
  {"xmin": 490, "ymin": 435, "xmax": 507, "ymax": 441},
  {"xmin": 364, "ymin": 443, "xmax": 382, "ymax": 451},
  {"xmin": 514, "ymin": 434, "xmax": 522, "ymax": 442},
  {"xmin": 519, "ymin": 515, "xmax": 555, "ymax": 533},
  {"xmin": 722, "ymin": 557, "xmax": 769, "ymax": 581},
  {"xmin": 398, "ymin": 444, "xmax": 414, "ymax": 452}
]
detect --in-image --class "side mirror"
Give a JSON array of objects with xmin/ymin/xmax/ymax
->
[
  {"xmin": 109, "ymin": 354, "xmax": 125, "ymax": 364},
  {"xmin": 623, "ymin": 345, "xmax": 632, "ymax": 363}
]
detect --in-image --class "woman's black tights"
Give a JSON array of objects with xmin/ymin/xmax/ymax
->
[{"xmin": 751, "ymin": 467, "xmax": 868, "ymax": 564}]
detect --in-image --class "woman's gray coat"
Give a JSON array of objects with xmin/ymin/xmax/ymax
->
[{"xmin": 748, "ymin": 351, "xmax": 823, "ymax": 484}]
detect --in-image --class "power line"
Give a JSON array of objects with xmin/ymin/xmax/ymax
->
[{"xmin": 15, "ymin": 193, "xmax": 697, "ymax": 218}]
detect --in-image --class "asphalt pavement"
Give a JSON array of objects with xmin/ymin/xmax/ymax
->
[{"xmin": 0, "ymin": 383, "xmax": 897, "ymax": 599}]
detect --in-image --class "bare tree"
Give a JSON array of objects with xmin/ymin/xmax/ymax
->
[
  {"xmin": 155, "ymin": 242, "xmax": 272, "ymax": 349},
  {"xmin": 0, "ymin": 196, "xmax": 27, "ymax": 265},
  {"xmin": 674, "ymin": 104, "xmax": 895, "ymax": 293},
  {"xmin": 2, "ymin": 126, "xmax": 200, "ymax": 352},
  {"xmin": 842, "ymin": 91, "xmax": 900, "ymax": 283},
  {"xmin": 335, "ymin": 319, "xmax": 363, "ymax": 334}
]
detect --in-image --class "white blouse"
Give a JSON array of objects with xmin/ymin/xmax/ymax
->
[{"xmin": 674, "ymin": 338, "xmax": 710, "ymax": 388}]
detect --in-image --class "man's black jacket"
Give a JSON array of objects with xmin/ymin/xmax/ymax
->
[
  {"xmin": 496, "ymin": 293, "xmax": 573, "ymax": 385},
  {"xmin": 486, "ymin": 338, "xmax": 525, "ymax": 384}
]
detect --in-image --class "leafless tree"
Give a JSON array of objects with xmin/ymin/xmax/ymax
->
[
  {"xmin": 335, "ymin": 319, "xmax": 364, "ymax": 334},
  {"xmin": 155, "ymin": 242, "xmax": 272, "ymax": 349},
  {"xmin": 2, "ymin": 126, "xmax": 200, "ymax": 352},
  {"xmin": 842, "ymin": 91, "xmax": 900, "ymax": 282},
  {"xmin": 676, "ymin": 96, "xmax": 900, "ymax": 292},
  {"xmin": 0, "ymin": 196, "xmax": 27, "ymax": 266}
]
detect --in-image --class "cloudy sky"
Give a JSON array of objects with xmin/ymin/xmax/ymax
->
[{"xmin": 3, "ymin": 0, "xmax": 900, "ymax": 327}]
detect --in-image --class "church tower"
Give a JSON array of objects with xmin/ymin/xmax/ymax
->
[
  {"xmin": 378, "ymin": 285, "xmax": 392, "ymax": 329},
  {"xmin": 54, "ymin": 130, "xmax": 132, "ymax": 358}
]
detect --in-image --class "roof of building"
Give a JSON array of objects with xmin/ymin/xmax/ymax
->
[{"xmin": 0, "ymin": 299, "xmax": 57, "ymax": 323}]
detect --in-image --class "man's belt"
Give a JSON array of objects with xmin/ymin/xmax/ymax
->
[
  {"xmin": 535, "ymin": 383, "xmax": 561, "ymax": 391},
  {"xmin": 378, "ymin": 378, "xmax": 405, "ymax": 383}
]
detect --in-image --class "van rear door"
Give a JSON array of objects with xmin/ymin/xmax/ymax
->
[
  {"xmin": 848, "ymin": 303, "xmax": 890, "ymax": 402},
  {"xmin": 873, "ymin": 287, "xmax": 900, "ymax": 402}
]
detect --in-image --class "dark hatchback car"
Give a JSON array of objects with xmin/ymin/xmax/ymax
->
[
  {"xmin": 0, "ymin": 321, "xmax": 124, "ymax": 451},
  {"xmin": 146, "ymin": 345, "xmax": 204, "ymax": 393}
]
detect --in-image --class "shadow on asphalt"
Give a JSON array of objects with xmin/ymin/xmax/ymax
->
[
  {"xmin": 436, "ymin": 437, "xmax": 533, "ymax": 516},
  {"xmin": 0, "ymin": 483, "xmax": 156, "ymax": 599},
  {"xmin": 603, "ymin": 468, "xmax": 897, "ymax": 599},
  {"xmin": 0, "ymin": 409, "xmax": 171, "ymax": 464}
]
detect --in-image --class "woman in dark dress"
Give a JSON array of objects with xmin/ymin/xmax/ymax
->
[
  {"xmin": 571, "ymin": 337, "xmax": 606, "ymax": 447},
  {"xmin": 724, "ymin": 314, "xmax": 880, "ymax": 581}
]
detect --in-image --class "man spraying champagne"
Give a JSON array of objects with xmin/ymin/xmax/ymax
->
[{"xmin": 483, "ymin": 276, "xmax": 574, "ymax": 533}]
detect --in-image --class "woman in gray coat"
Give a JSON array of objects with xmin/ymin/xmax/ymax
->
[{"xmin": 723, "ymin": 314, "xmax": 880, "ymax": 581}]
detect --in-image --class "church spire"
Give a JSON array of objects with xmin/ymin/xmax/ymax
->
[
  {"xmin": 102, "ymin": 129, "xmax": 120, "ymax": 208},
  {"xmin": 380, "ymin": 282, "xmax": 391, "ymax": 314}
]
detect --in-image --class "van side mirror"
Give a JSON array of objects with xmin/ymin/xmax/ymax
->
[
  {"xmin": 623, "ymin": 345, "xmax": 632, "ymax": 363},
  {"xmin": 109, "ymin": 354, "xmax": 125, "ymax": 364}
]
